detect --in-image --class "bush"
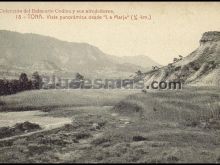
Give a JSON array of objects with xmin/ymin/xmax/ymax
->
[
  {"xmin": 0, "ymin": 121, "xmax": 41, "ymax": 139},
  {"xmin": 74, "ymin": 132, "xmax": 92, "ymax": 140},
  {"xmin": 113, "ymin": 100, "xmax": 144, "ymax": 115},
  {"xmin": 132, "ymin": 135, "xmax": 148, "ymax": 142},
  {"xmin": 14, "ymin": 121, "xmax": 41, "ymax": 132}
]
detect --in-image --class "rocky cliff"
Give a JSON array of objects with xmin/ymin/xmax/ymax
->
[{"xmin": 143, "ymin": 31, "xmax": 220, "ymax": 87}]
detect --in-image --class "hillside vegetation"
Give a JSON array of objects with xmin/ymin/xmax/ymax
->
[{"xmin": 143, "ymin": 31, "xmax": 220, "ymax": 87}]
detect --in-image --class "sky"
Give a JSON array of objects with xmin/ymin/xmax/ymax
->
[{"xmin": 0, "ymin": 2, "xmax": 220, "ymax": 65}]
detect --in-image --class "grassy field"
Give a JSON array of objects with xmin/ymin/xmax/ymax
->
[
  {"xmin": 0, "ymin": 87, "xmax": 220, "ymax": 163},
  {"xmin": 0, "ymin": 89, "xmax": 139, "ymax": 111}
]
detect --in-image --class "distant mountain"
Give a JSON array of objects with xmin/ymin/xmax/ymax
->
[
  {"xmin": 0, "ymin": 30, "xmax": 158, "ymax": 79},
  {"xmin": 143, "ymin": 31, "xmax": 220, "ymax": 87},
  {"xmin": 119, "ymin": 55, "xmax": 160, "ymax": 69},
  {"xmin": 107, "ymin": 55, "xmax": 160, "ymax": 70}
]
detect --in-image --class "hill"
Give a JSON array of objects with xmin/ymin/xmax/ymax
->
[
  {"xmin": 0, "ymin": 30, "xmax": 159, "ymax": 79},
  {"xmin": 143, "ymin": 31, "xmax": 220, "ymax": 87}
]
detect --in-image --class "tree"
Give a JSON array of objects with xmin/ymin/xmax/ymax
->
[
  {"xmin": 135, "ymin": 70, "xmax": 142, "ymax": 76},
  {"xmin": 133, "ymin": 70, "xmax": 144, "ymax": 82},
  {"xmin": 10, "ymin": 80, "xmax": 20, "ymax": 94},
  {"xmin": 152, "ymin": 66, "xmax": 159, "ymax": 70},
  {"xmin": 19, "ymin": 73, "xmax": 28, "ymax": 83},
  {"xmin": 70, "ymin": 73, "xmax": 85, "ymax": 89},
  {"xmin": 168, "ymin": 63, "xmax": 173, "ymax": 68},
  {"xmin": 0, "ymin": 79, "xmax": 5, "ymax": 95},
  {"xmin": 179, "ymin": 55, "xmax": 183, "ymax": 60},
  {"xmin": 75, "ymin": 73, "xmax": 84, "ymax": 80},
  {"xmin": 173, "ymin": 58, "xmax": 179, "ymax": 63},
  {"xmin": 19, "ymin": 73, "xmax": 29, "ymax": 91},
  {"xmin": 32, "ymin": 72, "xmax": 42, "ymax": 89}
]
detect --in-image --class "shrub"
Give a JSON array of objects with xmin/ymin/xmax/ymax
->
[
  {"xmin": 113, "ymin": 100, "xmax": 144, "ymax": 115},
  {"xmin": 132, "ymin": 135, "xmax": 148, "ymax": 141}
]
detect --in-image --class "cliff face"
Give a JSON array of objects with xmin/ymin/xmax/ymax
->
[
  {"xmin": 143, "ymin": 31, "xmax": 220, "ymax": 87},
  {"xmin": 200, "ymin": 31, "xmax": 220, "ymax": 45}
]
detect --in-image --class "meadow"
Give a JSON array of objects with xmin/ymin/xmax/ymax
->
[
  {"xmin": 0, "ymin": 86, "xmax": 220, "ymax": 163},
  {"xmin": 0, "ymin": 89, "xmax": 139, "ymax": 111}
]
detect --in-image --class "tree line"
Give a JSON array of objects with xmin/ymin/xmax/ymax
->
[{"xmin": 0, "ymin": 72, "xmax": 42, "ymax": 96}]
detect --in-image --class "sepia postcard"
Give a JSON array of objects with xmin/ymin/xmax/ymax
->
[{"xmin": 0, "ymin": 1, "xmax": 220, "ymax": 163}]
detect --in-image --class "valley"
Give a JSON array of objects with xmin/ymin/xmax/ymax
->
[{"xmin": 0, "ymin": 30, "xmax": 219, "ymax": 163}]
